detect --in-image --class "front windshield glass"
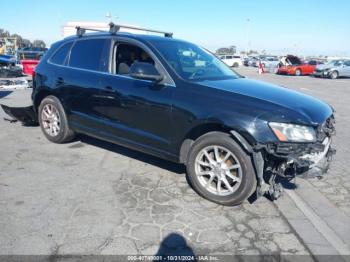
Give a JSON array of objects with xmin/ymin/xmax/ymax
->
[
  {"xmin": 327, "ymin": 60, "xmax": 337, "ymax": 65},
  {"xmin": 150, "ymin": 40, "xmax": 240, "ymax": 81}
]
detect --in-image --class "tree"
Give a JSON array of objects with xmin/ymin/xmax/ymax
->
[
  {"xmin": 32, "ymin": 40, "xmax": 46, "ymax": 48},
  {"xmin": 0, "ymin": 28, "xmax": 10, "ymax": 37},
  {"xmin": 21, "ymin": 39, "xmax": 32, "ymax": 48},
  {"xmin": 0, "ymin": 28, "xmax": 46, "ymax": 49},
  {"xmin": 10, "ymin": 33, "xmax": 23, "ymax": 47}
]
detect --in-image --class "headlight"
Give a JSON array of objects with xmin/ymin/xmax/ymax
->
[{"xmin": 269, "ymin": 122, "xmax": 316, "ymax": 142}]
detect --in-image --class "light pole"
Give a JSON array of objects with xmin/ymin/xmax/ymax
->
[{"xmin": 245, "ymin": 18, "xmax": 251, "ymax": 56}]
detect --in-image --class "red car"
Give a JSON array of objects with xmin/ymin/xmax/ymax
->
[
  {"xmin": 21, "ymin": 59, "xmax": 39, "ymax": 76},
  {"xmin": 277, "ymin": 55, "xmax": 321, "ymax": 76},
  {"xmin": 17, "ymin": 48, "xmax": 47, "ymax": 76}
]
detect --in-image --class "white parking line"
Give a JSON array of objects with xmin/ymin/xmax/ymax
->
[{"xmin": 285, "ymin": 188, "xmax": 350, "ymax": 256}]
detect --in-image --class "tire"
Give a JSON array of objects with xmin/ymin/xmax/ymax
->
[
  {"xmin": 330, "ymin": 71, "xmax": 339, "ymax": 79},
  {"xmin": 233, "ymin": 62, "xmax": 239, "ymax": 68},
  {"xmin": 38, "ymin": 96, "xmax": 75, "ymax": 143},
  {"xmin": 295, "ymin": 69, "xmax": 302, "ymax": 76},
  {"xmin": 186, "ymin": 132, "xmax": 257, "ymax": 206}
]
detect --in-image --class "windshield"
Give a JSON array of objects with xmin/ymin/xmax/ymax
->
[
  {"xmin": 150, "ymin": 40, "xmax": 240, "ymax": 81},
  {"xmin": 327, "ymin": 60, "xmax": 343, "ymax": 66}
]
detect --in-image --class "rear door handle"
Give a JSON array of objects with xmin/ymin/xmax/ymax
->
[
  {"xmin": 56, "ymin": 77, "xmax": 64, "ymax": 85},
  {"xmin": 103, "ymin": 86, "xmax": 114, "ymax": 92}
]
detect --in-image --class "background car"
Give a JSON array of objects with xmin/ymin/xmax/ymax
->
[
  {"xmin": 313, "ymin": 59, "xmax": 350, "ymax": 79},
  {"xmin": 277, "ymin": 55, "xmax": 321, "ymax": 76},
  {"xmin": 218, "ymin": 54, "xmax": 243, "ymax": 67},
  {"xmin": 242, "ymin": 56, "xmax": 258, "ymax": 66},
  {"xmin": 259, "ymin": 56, "xmax": 280, "ymax": 68}
]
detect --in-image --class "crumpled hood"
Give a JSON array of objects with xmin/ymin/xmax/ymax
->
[
  {"xmin": 198, "ymin": 78, "xmax": 333, "ymax": 125},
  {"xmin": 316, "ymin": 64, "xmax": 335, "ymax": 71}
]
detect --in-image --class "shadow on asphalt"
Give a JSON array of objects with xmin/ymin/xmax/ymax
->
[
  {"xmin": 153, "ymin": 233, "xmax": 197, "ymax": 261},
  {"xmin": 79, "ymin": 134, "xmax": 186, "ymax": 175}
]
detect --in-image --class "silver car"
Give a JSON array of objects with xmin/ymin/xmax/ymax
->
[{"xmin": 314, "ymin": 60, "xmax": 350, "ymax": 79}]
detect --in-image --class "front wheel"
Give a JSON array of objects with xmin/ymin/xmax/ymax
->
[
  {"xmin": 295, "ymin": 69, "xmax": 302, "ymax": 76},
  {"xmin": 38, "ymin": 96, "xmax": 76, "ymax": 143},
  {"xmin": 330, "ymin": 71, "xmax": 339, "ymax": 79},
  {"xmin": 186, "ymin": 132, "xmax": 257, "ymax": 206}
]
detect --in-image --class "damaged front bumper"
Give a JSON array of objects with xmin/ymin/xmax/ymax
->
[
  {"xmin": 231, "ymin": 116, "xmax": 336, "ymax": 200},
  {"xmin": 266, "ymin": 136, "xmax": 336, "ymax": 178},
  {"xmin": 298, "ymin": 137, "xmax": 336, "ymax": 178}
]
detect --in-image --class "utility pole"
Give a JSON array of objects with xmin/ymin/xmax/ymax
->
[{"xmin": 245, "ymin": 18, "xmax": 251, "ymax": 56}]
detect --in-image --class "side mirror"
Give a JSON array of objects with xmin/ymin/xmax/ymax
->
[{"xmin": 129, "ymin": 62, "xmax": 163, "ymax": 82}]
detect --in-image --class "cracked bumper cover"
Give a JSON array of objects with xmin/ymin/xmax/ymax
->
[{"xmin": 267, "ymin": 137, "xmax": 336, "ymax": 178}]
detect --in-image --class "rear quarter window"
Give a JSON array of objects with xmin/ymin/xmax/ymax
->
[
  {"xmin": 50, "ymin": 42, "xmax": 73, "ymax": 65},
  {"xmin": 69, "ymin": 38, "xmax": 110, "ymax": 72}
]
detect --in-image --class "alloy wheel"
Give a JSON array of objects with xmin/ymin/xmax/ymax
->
[
  {"xmin": 194, "ymin": 145, "xmax": 243, "ymax": 196},
  {"xmin": 41, "ymin": 104, "xmax": 61, "ymax": 137}
]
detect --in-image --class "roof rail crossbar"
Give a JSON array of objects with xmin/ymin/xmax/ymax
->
[
  {"xmin": 75, "ymin": 24, "xmax": 173, "ymax": 38},
  {"xmin": 76, "ymin": 26, "xmax": 105, "ymax": 37},
  {"xmin": 109, "ymin": 23, "xmax": 173, "ymax": 38}
]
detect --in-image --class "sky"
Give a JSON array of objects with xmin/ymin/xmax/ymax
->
[{"xmin": 1, "ymin": 0, "xmax": 350, "ymax": 56}]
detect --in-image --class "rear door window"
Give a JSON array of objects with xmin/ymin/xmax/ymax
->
[
  {"xmin": 50, "ymin": 42, "xmax": 73, "ymax": 65},
  {"xmin": 69, "ymin": 38, "xmax": 110, "ymax": 72}
]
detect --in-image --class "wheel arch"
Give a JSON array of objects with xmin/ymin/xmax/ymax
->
[
  {"xmin": 295, "ymin": 68, "xmax": 302, "ymax": 75},
  {"xmin": 33, "ymin": 89, "xmax": 55, "ymax": 113},
  {"xmin": 178, "ymin": 122, "xmax": 256, "ymax": 164},
  {"xmin": 330, "ymin": 70, "xmax": 339, "ymax": 79}
]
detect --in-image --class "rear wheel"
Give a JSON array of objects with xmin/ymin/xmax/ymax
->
[
  {"xmin": 295, "ymin": 69, "xmax": 302, "ymax": 76},
  {"xmin": 233, "ymin": 62, "xmax": 239, "ymax": 67},
  {"xmin": 330, "ymin": 71, "xmax": 339, "ymax": 79},
  {"xmin": 186, "ymin": 132, "xmax": 257, "ymax": 206},
  {"xmin": 38, "ymin": 96, "xmax": 75, "ymax": 143}
]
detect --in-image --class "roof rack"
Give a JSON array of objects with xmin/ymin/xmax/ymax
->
[{"xmin": 76, "ymin": 23, "xmax": 173, "ymax": 38}]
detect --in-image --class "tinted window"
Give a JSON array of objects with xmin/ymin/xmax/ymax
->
[
  {"xmin": 69, "ymin": 39, "xmax": 110, "ymax": 71},
  {"xmin": 226, "ymin": 56, "xmax": 233, "ymax": 59},
  {"xmin": 344, "ymin": 61, "xmax": 350, "ymax": 66},
  {"xmin": 50, "ymin": 42, "xmax": 73, "ymax": 65}
]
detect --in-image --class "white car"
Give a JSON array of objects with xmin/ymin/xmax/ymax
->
[{"xmin": 218, "ymin": 55, "xmax": 243, "ymax": 67}]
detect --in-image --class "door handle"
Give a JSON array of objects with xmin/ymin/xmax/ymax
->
[
  {"xmin": 56, "ymin": 77, "xmax": 64, "ymax": 85},
  {"xmin": 103, "ymin": 86, "xmax": 114, "ymax": 92}
]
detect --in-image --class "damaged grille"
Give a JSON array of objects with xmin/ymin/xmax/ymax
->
[{"xmin": 317, "ymin": 115, "xmax": 335, "ymax": 142}]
